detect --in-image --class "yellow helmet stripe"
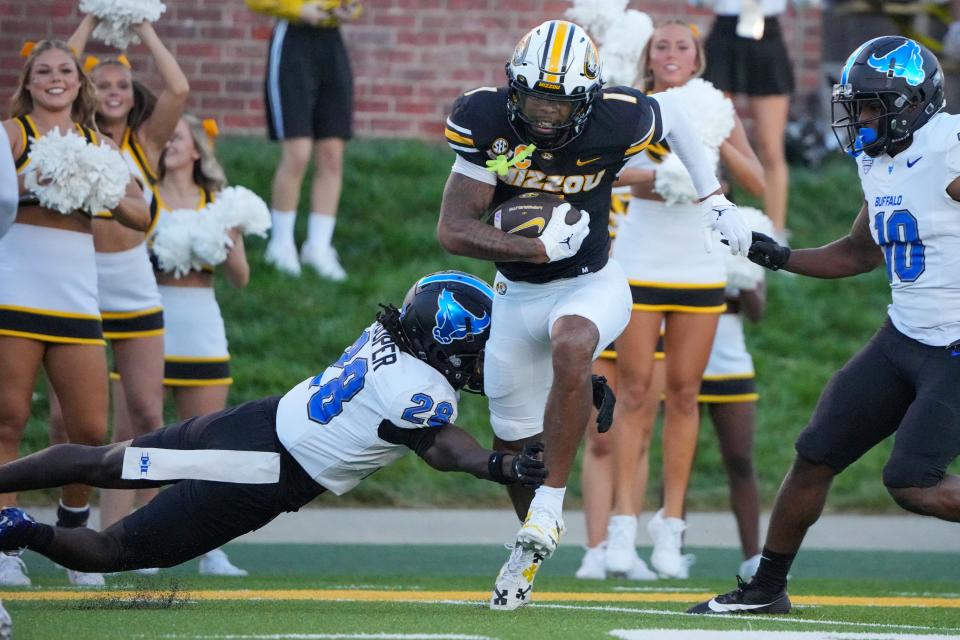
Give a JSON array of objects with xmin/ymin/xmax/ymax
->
[{"xmin": 546, "ymin": 21, "xmax": 570, "ymax": 77}]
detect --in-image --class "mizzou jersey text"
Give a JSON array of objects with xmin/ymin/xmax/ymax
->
[{"xmin": 446, "ymin": 85, "xmax": 663, "ymax": 284}]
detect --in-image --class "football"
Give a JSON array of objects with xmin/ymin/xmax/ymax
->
[{"xmin": 491, "ymin": 192, "xmax": 581, "ymax": 238}]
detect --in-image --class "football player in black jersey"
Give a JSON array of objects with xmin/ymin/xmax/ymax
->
[{"xmin": 436, "ymin": 19, "xmax": 753, "ymax": 610}]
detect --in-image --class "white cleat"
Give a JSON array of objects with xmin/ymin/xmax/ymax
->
[
  {"xmin": 300, "ymin": 243, "xmax": 347, "ymax": 281},
  {"xmin": 66, "ymin": 569, "xmax": 105, "ymax": 587},
  {"xmin": 605, "ymin": 514, "xmax": 638, "ymax": 575},
  {"xmin": 739, "ymin": 553, "xmax": 762, "ymax": 579},
  {"xmin": 135, "ymin": 567, "xmax": 160, "ymax": 576},
  {"xmin": 516, "ymin": 506, "xmax": 564, "ymax": 557},
  {"xmin": 265, "ymin": 239, "xmax": 302, "ymax": 276},
  {"xmin": 625, "ymin": 552, "xmax": 658, "ymax": 581},
  {"xmin": 0, "ymin": 555, "xmax": 29, "ymax": 587},
  {"xmin": 199, "ymin": 549, "xmax": 248, "ymax": 576},
  {"xmin": 490, "ymin": 542, "xmax": 546, "ymax": 611},
  {"xmin": 647, "ymin": 509, "xmax": 695, "ymax": 579},
  {"xmin": 575, "ymin": 543, "xmax": 606, "ymax": 580}
]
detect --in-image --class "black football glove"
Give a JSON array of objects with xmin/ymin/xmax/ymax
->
[
  {"xmin": 747, "ymin": 231, "xmax": 791, "ymax": 271},
  {"xmin": 592, "ymin": 374, "xmax": 616, "ymax": 433},
  {"xmin": 511, "ymin": 442, "xmax": 547, "ymax": 489}
]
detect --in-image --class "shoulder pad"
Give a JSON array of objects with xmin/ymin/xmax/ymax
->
[{"xmin": 445, "ymin": 87, "xmax": 507, "ymax": 156}]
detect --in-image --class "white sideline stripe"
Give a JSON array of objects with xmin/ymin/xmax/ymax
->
[
  {"xmin": 610, "ymin": 632, "xmax": 960, "ymax": 640},
  {"xmin": 267, "ymin": 20, "xmax": 288, "ymax": 139},
  {"xmin": 523, "ymin": 603, "xmax": 960, "ymax": 634},
  {"xmin": 121, "ymin": 447, "xmax": 280, "ymax": 483},
  {"xmin": 154, "ymin": 635, "xmax": 493, "ymax": 639}
]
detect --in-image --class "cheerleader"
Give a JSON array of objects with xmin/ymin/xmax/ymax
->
[
  {"xmin": 152, "ymin": 114, "xmax": 249, "ymax": 576},
  {"xmin": 48, "ymin": 17, "xmax": 190, "ymax": 570},
  {"xmin": 605, "ymin": 20, "xmax": 764, "ymax": 579},
  {"xmin": 0, "ymin": 128, "xmax": 15, "ymax": 239},
  {"xmin": 0, "ymin": 40, "xmax": 148, "ymax": 586}
]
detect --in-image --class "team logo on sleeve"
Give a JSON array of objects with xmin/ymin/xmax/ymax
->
[
  {"xmin": 867, "ymin": 40, "xmax": 925, "ymax": 86},
  {"xmin": 433, "ymin": 289, "xmax": 491, "ymax": 345}
]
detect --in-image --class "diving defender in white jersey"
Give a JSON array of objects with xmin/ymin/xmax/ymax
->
[
  {"xmin": 0, "ymin": 272, "xmax": 547, "ymax": 572},
  {"xmin": 690, "ymin": 37, "xmax": 960, "ymax": 615}
]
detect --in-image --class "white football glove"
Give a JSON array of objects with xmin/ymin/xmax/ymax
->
[
  {"xmin": 702, "ymin": 194, "xmax": 751, "ymax": 257},
  {"xmin": 539, "ymin": 203, "xmax": 590, "ymax": 263}
]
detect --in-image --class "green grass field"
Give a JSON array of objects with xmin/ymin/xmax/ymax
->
[
  {"xmin": 6, "ymin": 543, "xmax": 960, "ymax": 639},
  {"xmin": 20, "ymin": 136, "xmax": 957, "ymax": 512}
]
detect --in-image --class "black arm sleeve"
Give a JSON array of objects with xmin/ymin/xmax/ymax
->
[{"xmin": 377, "ymin": 419, "xmax": 440, "ymax": 457}]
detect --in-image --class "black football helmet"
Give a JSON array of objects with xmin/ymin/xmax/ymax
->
[
  {"xmin": 505, "ymin": 20, "xmax": 603, "ymax": 149},
  {"xmin": 377, "ymin": 271, "xmax": 494, "ymax": 393},
  {"xmin": 831, "ymin": 36, "xmax": 945, "ymax": 158}
]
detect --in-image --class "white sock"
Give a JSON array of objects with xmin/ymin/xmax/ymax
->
[
  {"xmin": 530, "ymin": 485, "xmax": 565, "ymax": 515},
  {"xmin": 306, "ymin": 212, "xmax": 336, "ymax": 249},
  {"xmin": 270, "ymin": 210, "xmax": 296, "ymax": 245}
]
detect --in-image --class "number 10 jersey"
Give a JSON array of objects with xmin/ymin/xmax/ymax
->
[{"xmin": 858, "ymin": 112, "xmax": 960, "ymax": 347}]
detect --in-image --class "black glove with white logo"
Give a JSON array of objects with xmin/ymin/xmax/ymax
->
[{"xmin": 747, "ymin": 231, "xmax": 791, "ymax": 271}]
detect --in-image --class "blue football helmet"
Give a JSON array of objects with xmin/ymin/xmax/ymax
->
[
  {"xmin": 386, "ymin": 271, "xmax": 494, "ymax": 393},
  {"xmin": 832, "ymin": 36, "xmax": 945, "ymax": 158}
]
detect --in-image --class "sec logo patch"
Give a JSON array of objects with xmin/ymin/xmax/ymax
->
[{"xmin": 495, "ymin": 281, "xmax": 507, "ymax": 295}]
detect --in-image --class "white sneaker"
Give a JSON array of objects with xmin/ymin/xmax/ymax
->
[
  {"xmin": 605, "ymin": 515, "xmax": 638, "ymax": 575},
  {"xmin": 300, "ymin": 243, "xmax": 347, "ymax": 281},
  {"xmin": 265, "ymin": 239, "xmax": 302, "ymax": 276},
  {"xmin": 66, "ymin": 569, "xmax": 105, "ymax": 587},
  {"xmin": 490, "ymin": 542, "xmax": 546, "ymax": 611},
  {"xmin": 625, "ymin": 551, "xmax": 658, "ymax": 581},
  {"xmin": 647, "ymin": 509, "xmax": 695, "ymax": 579},
  {"xmin": 575, "ymin": 543, "xmax": 606, "ymax": 580},
  {"xmin": 739, "ymin": 553, "xmax": 762, "ymax": 578},
  {"xmin": 0, "ymin": 555, "xmax": 29, "ymax": 586},
  {"xmin": 199, "ymin": 549, "xmax": 248, "ymax": 576},
  {"xmin": 135, "ymin": 567, "xmax": 160, "ymax": 576},
  {"xmin": 0, "ymin": 599, "xmax": 10, "ymax": 640},
  {"xmin": 516, "ymin": 506, "xmax": 564, "ymax": 557}
]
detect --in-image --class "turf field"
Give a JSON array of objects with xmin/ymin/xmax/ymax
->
[{"xmin": 7, "ymin": 543, "xmax": 960, "ymax": 639}]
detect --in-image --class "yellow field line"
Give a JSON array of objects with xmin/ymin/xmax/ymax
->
[{"xmin": 2, "ymin": 589, "xmax": 960, "ymax": 609}]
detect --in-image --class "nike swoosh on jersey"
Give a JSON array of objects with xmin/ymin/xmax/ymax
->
[
  {"xmin": 906, "ymin": 156, "xmax": 922, "ymax": 168},
  {"xmin": 576, "ymin": 156, "xmax": 601, "ymax": 166}
]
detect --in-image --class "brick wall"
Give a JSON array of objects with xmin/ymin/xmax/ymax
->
[{"xmin": 0, "ymin": 0, "xmax": 822, "ymax": 138}]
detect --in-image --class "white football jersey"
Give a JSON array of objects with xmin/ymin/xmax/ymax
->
[
  {"xmin": 857, "ymin": 112, "xmax": 960, "ymax": 347},
  {"xmin": 276, "ymin": 322, "xmax": 459, "ymax": 495}
]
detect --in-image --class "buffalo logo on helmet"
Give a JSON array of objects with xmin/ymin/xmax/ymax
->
[
  {"xmin": 866, "ymin": 40, "xmax": 925, "ymax": 86},
  {"xmin": 432, "ymin": 289, "xmax": 491, "ymax": 345}
]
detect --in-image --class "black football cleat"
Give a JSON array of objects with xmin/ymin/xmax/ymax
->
[{"xmin": 687, "ymin": 576, "xmax": 791, "ymax": 615}]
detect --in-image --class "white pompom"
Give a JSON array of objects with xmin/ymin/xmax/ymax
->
[
  {"xmin": 151, "ymin": 209, "xmax": 199, "ymax": 278},
  {"xmin": 190, "ymin": 211, "xmax": 232, "ymax": 267},
  {"xmin": 80, "ymin": 0, "xmax": 167, "ymax": 49},
  {"xmin": 725, "ymin": 206, "xmax": 774, "ymax": 292},
  {"xmin": 600, "ymin": 11, "xmax": 653, "ymax": 86},
  {"xmin": 653, "ymin": 149, "xmax": 719, "ymax": 205},
  {"xmin": 565, "ymin": 0, "xmax": 629, "ymax": 41},
  {"xmin": 82, "ymin": 141, "xmax": 130, "ymax": 214},
  {"xmin": 661, "ymin": 79, "xmax": 735, "ymax": 150},
  {"xmin": 565, "ymin": 0, "xmax": 653, "ymax": 87},
  {"xmin": 25, "ymin": 128, "xmax": 128, "ymax": 216},
  {"xmin": 211, "ymin": 186, "xmax": 272, "ymax": 237}
]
